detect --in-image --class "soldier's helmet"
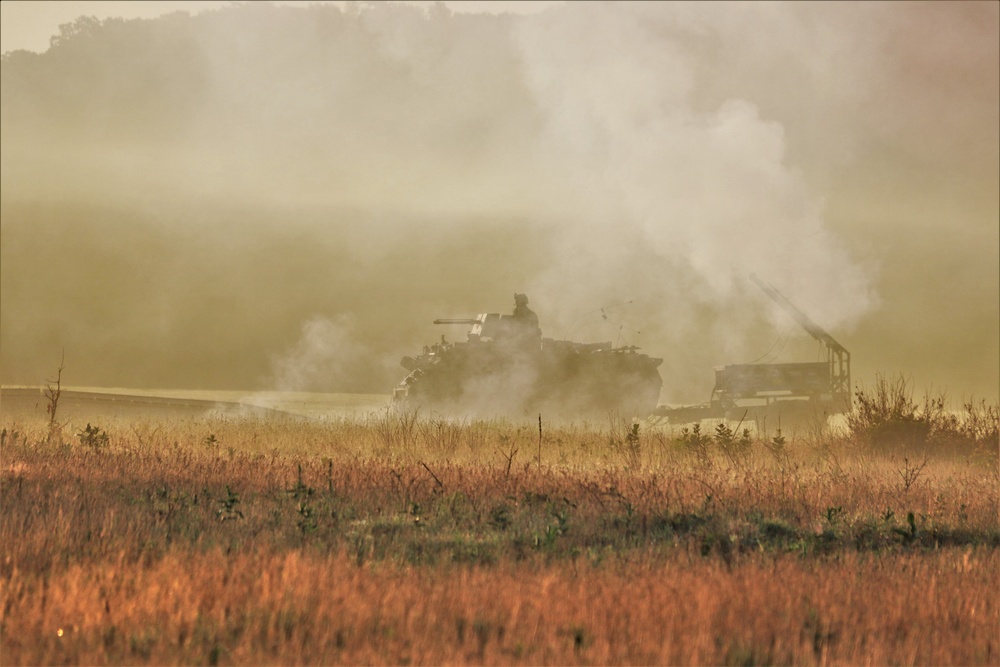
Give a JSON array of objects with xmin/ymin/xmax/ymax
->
[{"xmin": 514, "ymin": 293, "xmax": 529, "ymax": 305}]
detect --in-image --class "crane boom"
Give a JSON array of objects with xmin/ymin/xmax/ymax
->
[
  {"xmin": 749, "ymin": 273, "xmax": 851, "ymax": 401},
  {"xmin": 749, "ymin": 274, "xmax": 846, "ymax": 352}
]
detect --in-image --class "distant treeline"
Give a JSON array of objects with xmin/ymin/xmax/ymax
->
[{"xmin": 2, "ymin": 4, "xmax": 534, "ymax": 155}]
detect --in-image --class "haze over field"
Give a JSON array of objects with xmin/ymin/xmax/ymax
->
[{"xmin": 1, "ymin": 1, "xmax": 997, "ymax": 403}]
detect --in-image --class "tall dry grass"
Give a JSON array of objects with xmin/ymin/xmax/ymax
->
[
  {"xmin": 1, "ymin": 407, "xmax": 998, "ymax": 664},
  {"xmin": 5, "ymin": 547, "xmax": 997, "ymax": 665}
]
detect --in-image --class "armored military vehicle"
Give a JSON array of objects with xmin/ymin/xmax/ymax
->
[{"xmin": 393, "ymin": 301, "xmax": 663, "ymax": 419}]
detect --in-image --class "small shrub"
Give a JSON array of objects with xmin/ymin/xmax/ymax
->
[
  {"xmin": 766, "ymin": 429, "xmax": 787, "ymax": 459},
  {"xmin": 714, "ymin": 422, "xmax": 752, "ymax": 464},
  {"xmin": 848, "ymin": 373, "xmax": 998, "ymax": 458},
  {"xmin": 680, "ymin": 423, "xmax": 710, "ymax": 460},
  {"xmin": 848, "ymin": 374, "xmax": 929, "ymax": 451},
  {"xmin": 956, "ymin": 400, "xmax": 1000, "ymax": 451},
  {"xmin": 78, "ymin": 423, "xmax": 109, "ymax": 451},
  {"xmin": 217, "ymin": 486, "xmax": 244, "ymax": 521}
]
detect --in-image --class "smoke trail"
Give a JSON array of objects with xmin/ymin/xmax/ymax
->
[{"xmin": 514, "ymin": 3, "xmax": 877, "ymax": 337}]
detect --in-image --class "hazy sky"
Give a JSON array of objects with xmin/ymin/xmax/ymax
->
[{"xmin": 1, "ymin": 1, "xmax": 997, "ymax": 404}]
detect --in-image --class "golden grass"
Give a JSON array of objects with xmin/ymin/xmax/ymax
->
[
  {"xmin": 6, "ymin": 548, "xmax": 997, "ymax": 665},
  {"xmin": 2, "ymin": 412, "xmax": 998, "ymax": 665}
]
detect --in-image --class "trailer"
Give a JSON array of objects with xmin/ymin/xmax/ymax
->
[{"xmin": 651, "ymin": 274, "xmax": 851, "ymax": 426}]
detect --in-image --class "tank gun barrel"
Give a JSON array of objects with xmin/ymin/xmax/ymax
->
[{"xmin": 433, "ymin": 318, "xmax": 481, "ymax": 325}]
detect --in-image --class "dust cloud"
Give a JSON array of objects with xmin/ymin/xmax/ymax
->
[{"xmin": 1, "ymin": 2, "xmax": 997, "ymax": 404}]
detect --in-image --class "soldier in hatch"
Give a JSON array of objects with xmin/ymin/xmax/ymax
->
[{"xmin": 511, "ymin": 293, "xmax": 542, "ymax": 348}]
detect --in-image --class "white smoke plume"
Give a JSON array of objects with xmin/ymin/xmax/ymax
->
[
  {"xmin": 515, "ymin": 3, "xmax": 876, "ymax": 326},
  {"xmin": 269, "ymin": 315, "xmax": 373, "ymax": 393},
  {"xmin": 494, "ymin": 2, "xmax": 886, "ymax": 399}
]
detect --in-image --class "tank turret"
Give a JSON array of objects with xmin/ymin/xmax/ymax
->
[{"xmin": 394, "ymin": 300, "xmax": 662, "ymax": 419}]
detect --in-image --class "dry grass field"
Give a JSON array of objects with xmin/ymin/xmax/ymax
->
[{"xmin": 1, "ymin": 383, "xmax": 998, "ymax": 665}]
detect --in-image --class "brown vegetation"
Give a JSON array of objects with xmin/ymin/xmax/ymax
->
[{"xmin": 1, "ymin": 401, "xmax": 998, "ymax": 664}]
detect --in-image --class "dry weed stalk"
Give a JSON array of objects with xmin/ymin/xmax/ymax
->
[{"xmin": 43, "ymin": 353, "xmax": 65, "ymax": 445}]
